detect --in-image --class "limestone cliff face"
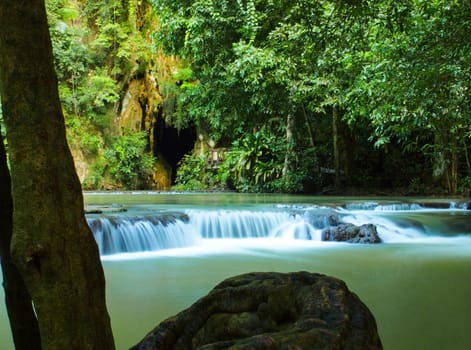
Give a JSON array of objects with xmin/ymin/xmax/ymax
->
[
  {"xmin": 115, "ymin": 71, "xmax": 172, "ymax": 190},
  {"xmin": 64, "ymin": 0, "xmax": 177, "ymax": 190},
  {"xmin": 116, "ymin": 73, "xmax": 161, "ymax": 133},
  {"xmin": 68, "ymin": 70, "xmax": 173, "ymax": 190}
]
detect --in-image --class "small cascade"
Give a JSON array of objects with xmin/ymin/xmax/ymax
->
[
  {"xmin": 270, "ymin": 221, "xmax": 322, "ymax": 240},
  {"xmin": 344, "ymin": 201, "xmax": 470, "ymax": 211},
  {"xmin": 185, "ymin": 209, "xmax": 331, "ymax": 241},
  {"xmin": 87, "ymin": 213, "xmax": 198, "ymax": 255},
  {"xmin": 85, "ymin": 202, "xmax": 471, "ymax": 256},
  {"xmin": 344, "ymin": 202, "xmax": 424, "ymax": 211},
  {"xmin": 374, "ymin": 203, "xmax": 424, "ymax": 211},
  {"xmin": 342, "ymin": 214, "xmax": 425, "ymax": 242},
  {"xmin": 87, "ymin": 209, "xmax": 339, "ymax": 256},
  {"xmin": 186, "ymin": 210, "xmax": 292, "ymax": 239}
]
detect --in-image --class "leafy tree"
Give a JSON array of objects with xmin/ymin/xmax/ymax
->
[
  {"xmin": 350, "ymin": 0, "xmax": 471, "ymax": 193},
  {"xmin": 153, "ymin": 0, "xmax": 390, "ymax": 192},
  {"xmin": 38, "ymin": 0, "xmax": 471, "ymax": 194}
]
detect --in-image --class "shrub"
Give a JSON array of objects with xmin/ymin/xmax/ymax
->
[{"xmin": 104, "ymin": 130, "xmax": 155, "ymax": 188}]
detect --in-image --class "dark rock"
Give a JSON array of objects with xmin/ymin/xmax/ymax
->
[
  {"xmin": 322, "ymin": 223, "xmax": 381, "ymax": 244},
  {"xmin": 130, "ymin": 271, "xmax": 382, "ymax": 350},
  {"xmin": 84, "ymin": 204, "xmax": 127, "ymax": 214},
  {"xmin": 418, "ymin": 202, "xmax": 452, "ymax": 210}
]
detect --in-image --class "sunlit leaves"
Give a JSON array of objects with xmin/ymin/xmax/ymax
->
[
  {"xmin": 354, "ymin": 0, "xmax": 471, "ymax": 154},
  {"xmin": 105, "ymin": 130, "xmax": 155, "ymax": 188}
]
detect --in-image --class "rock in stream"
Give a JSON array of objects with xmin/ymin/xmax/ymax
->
[{"xmin": 130, "ymin": 271, "xmax": 382, "ymax": 350}]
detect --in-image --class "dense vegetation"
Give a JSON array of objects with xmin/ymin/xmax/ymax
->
[
  {"xmin": 2, "ymin": 0, "xmax": 470, "ymax": 195},
  {"xmin": 157, "ymin": 0, "xmax": 471, "ymax": 195}
]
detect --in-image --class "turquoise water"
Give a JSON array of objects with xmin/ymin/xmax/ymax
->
[{"xmin": 1, "ymin": 193, "xmax": 471, "ymax": 349}]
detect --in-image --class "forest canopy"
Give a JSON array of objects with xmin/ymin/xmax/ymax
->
[{"xmin": 5, "ymin": 0, "xmax": 470, "ymax": 194}]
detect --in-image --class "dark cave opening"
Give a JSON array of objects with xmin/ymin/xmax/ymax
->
[{"xmin": 154, "ymin": 117, "xmax": 196, "ymax": 184}]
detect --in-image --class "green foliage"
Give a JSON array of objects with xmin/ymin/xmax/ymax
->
[
  {"xmin": 156, "ymin": 0, "xmax": 471, "ymax": 194},
  {"xmin": 82, "ymin": 159, "xmax": 107, "ymax": 190},
  {"xmin": 152, "ymin": 0, "xmax": 383, "ymax": 193},
  {"xmin": 227, "ymin": 129, "xmax": 282, "ymax": 191},
  {"xmin": 104, "ymin": 130, "xmax": 155, "ymax": 188},
  {"xmin": 49, "ymin": 1, "xmax": 121, "ymax": 132},
  {"xmin": 81, "ymin": 134, "xmax": 101, "ymax": 156},
  {"xmin": 345, "ymin": 0, "xmax": 471, "ymax": 193},
  {"xmin": 459, "ymin": 176, "xmax": 471, "ymax": 196},
  {"xmin": 64, "ymin": 115, "xmax": 103, "ymax": 157},
  {"xmin": 59, "ymin": 71, "xmax": 118, "ymax": 131},
  {"xmin": 85, "ymin": 73, "xmax": 120, "ymax": 110},
  {"xmin": 158, "ymin": 63, "xmax": 196, "ymax": 132},
  {"xmin": 204, "ymin": 125, "xmax": 312, "ymax": 193},
  {"xmin": 174, "ymin": 127, "xmax": 299, "ymax": 193},
  {"xmin": 47, "ymin": 0, "xmax": 158, "ymax": 190},
  {"xmin": 41, "ymin": 0, "xmax": 471, "ymax": 193},
  {"xmin": 173, "ymin": 153, "xmax": 219, "ymax": 191}
]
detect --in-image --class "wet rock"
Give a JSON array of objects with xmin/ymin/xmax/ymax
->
[
  {"xmin": 322, "ymin": 223, "xmax": 381, "ymax": 244},
  {"xmin": 458, "ymin": 201, "xmax": 470, "ymax": 210},
  {"xmin": 130, "ymin": 271, "xmax": 382, "ymax": 350}
]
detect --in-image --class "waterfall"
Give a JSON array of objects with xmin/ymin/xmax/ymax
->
[
  {"xmin": 86, "ymin": 203, "xmax": 469, "ymax": 255},
  {"xmin": 343, "ymin": 201, "xmax": 467, "ymax": 211},
  {"xmin": 270, "ymin": 221, "xmax": 322, "ymax": 240},
  {"xmin": 188, "ymin": 210, "xmax": 291, "ymax": 239},
  {"xmin": 87, "ymin": 213, "xmax": 199, "ymax": 255},
  {"xmin": 344, "ymin": 202, "xmax": 424, "ymax": 211},
  {"xmin": 87, "ymin": 209, "xmax": 336, "ymax": 255}
]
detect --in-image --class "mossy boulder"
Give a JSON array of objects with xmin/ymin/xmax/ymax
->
[{"xmin": 130, "ymin": 271, "xmax": 382, "ymax": 350}]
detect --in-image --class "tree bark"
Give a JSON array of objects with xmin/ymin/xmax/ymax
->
[
  {"xmin": 282, "ymin": 113, "xmax": 296, "ymax": 179},
  {"xmin": 332, "ymin": 106, "xmax": 341, "ymax": 189},
  {"xmin": 0, "ymin": 2, "xmax": 115, "ymax": 349},
  {"xmin": 0, "ymin": 129, "xmax": 41, "ymax": 350},
  {"xmin": 450, "ymin": 139, "xmax": 458, "ymax": 194}
]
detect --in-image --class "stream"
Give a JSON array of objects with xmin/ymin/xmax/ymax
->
[{"xmin": 1, "ymin": 193, "xmax": 471, "ymax": 349}]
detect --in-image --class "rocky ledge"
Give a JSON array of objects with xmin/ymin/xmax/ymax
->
[
  {"xmin": 84, "ymin": 204, "xmax": 127, "ymax": 214},
  {"xmin": 130, "ymin": 271, "xmax": 382, "ymax": 350}
]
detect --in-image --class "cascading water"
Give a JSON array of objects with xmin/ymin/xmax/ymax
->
[
  {"xmin": 188, "ymin": 210, "xmax": 286, "ymax": 239},
  {"xmin": 87, "ymin": 208, "xmax": 334, "ymax": 255},
  {"xmin": 76, "ymin": 194, "xmax": 471, "ymax": 350},
  {"xmin": 85, "ymin": 201, "xmax": 470, "ymax": 255},
  {"xmin": 187, "ymin": 209, "xmax": 323, "ymax": 239},
  {"xmin": 339, "ymin": 201, "xmax": 471, "ymax": 242},
  {"xmin": 87, "ymin": 213, "xmax": 199, "ymax": 255}
]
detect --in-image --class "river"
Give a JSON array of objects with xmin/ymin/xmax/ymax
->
[{"xmin": 1, "ymin": 193, "xmax": 471, "ymax": 349}]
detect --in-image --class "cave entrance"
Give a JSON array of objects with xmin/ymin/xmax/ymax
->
[{"xmin": 154, "ymin": 118, "xmax": 196, "ymax": 184}]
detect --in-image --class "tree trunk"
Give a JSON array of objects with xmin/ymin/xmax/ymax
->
[
  {"xmin": 464, "ymin": 139, "xmax": 470, "ymax": 173},
  {"xmin": 282, "ymin": 113, "xmax": 296, "ymax": 179},
  {"xmin": 0, "ymin": 2, "xmax": 115, "ymax": 349},
  {"xmin": 332, "ymin": 106, "xmax": 341, "ymax": 189},
  {"xmin": 450, "ymin": 139, "xmax": 458, "ymax": 195},
  {"xmin": 302, "ymin": 106, "xmax": 316, "ymax": 149},
  {"xmin": 0, "ymin": 129, "xmax": 42, "ymax": 350}
]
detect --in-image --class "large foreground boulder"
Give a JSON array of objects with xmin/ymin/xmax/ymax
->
[
  {"xmin": 130, "ymin": 271, "xmax": 382, "ymax": 350},
  {"xmin": 322, "ymin": 223, "xmax": 382, "ymax": 244}
]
